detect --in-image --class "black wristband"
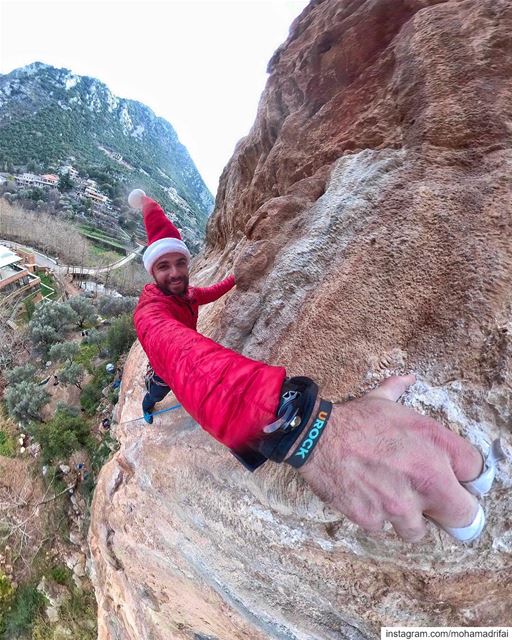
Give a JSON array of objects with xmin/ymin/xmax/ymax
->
[
  {"xmin": 285, "ymin": 399, "xmax": 332, "ymax": 468},
  {"xmin": 260, "ymin": 376, "xmax": 318, "ymax": 463},
  {"xmin": 231, "ymin": 376, "xmax": 318, "ymax": 471}
]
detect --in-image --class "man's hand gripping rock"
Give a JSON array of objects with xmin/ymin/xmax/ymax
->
[{"xmin": 295, "ymin": 375, "xmax": 487, "ymax": 543}]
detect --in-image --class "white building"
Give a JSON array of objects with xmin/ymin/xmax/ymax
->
[
  {"xmin": 15, "ymin": 173, "xmax": 59, "ymax": 188},
  {"xmin": 84, "ymin": 185, "xmax": 109, "ymax": 204},
  {"xmin": 0, "ymin": 244, "xmax": 40, "ymax": 298}
]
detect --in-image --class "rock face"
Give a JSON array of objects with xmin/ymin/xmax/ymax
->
[{"xmin": 89, "ymin": 0, "xmax": 512, "ymax": 637}]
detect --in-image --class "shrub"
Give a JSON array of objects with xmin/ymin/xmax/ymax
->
[
  {"xmin": 106, "ymin": 314, "xmax": 136, "ymax": 360},
  {"xmin": 31, "ymin": 406, "xmax": 91, "ymax": 463},
  {"xmin": 0, "ymin": 571, "xmax": 15, "ymax": 628},
  {"xmin": 80, "ymin": 366, "xmax": 110, "ymax": 416},
  {"xmin": 82, "ymin": 328, "xmax": 103, "ymax": 346},
  {"xmin": 0, "ymin": 431, "xmax": 16, "ymax": 457},
  {"xmin": 4, "ymin": 381, "xmax": 50, "ymax": 425},
  {"xmin": 32, "ymin": 589, "xmax": 97, "ymax": 640},
  {"xmin": 49, "ymin": 565, "xmax": 71, "ymax": 586},
  {"xmin": 75, "ymin": 343, "xmax": 99, "ymax": 373},
  {"xmin": 1, "ymin": 583, "xmax": 46, "ymax": 637},
  {"xmin": 60, "ymin": 588, "xmax": 97, "ymax": 634}
]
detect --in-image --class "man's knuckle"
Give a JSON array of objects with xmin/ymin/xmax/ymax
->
[
  {"xmin": 385, "ymin": 498, "xmax": 409, "ymax": 518},
  {"xmin": 411, "ymin": 471, "xmax": 438, "ymax": 496}
]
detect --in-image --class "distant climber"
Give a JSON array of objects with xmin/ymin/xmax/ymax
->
[{"xmin": 130, "ymin": 189, "xmax": 491, "ymax": 544}]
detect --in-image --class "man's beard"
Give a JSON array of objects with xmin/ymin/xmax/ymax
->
[{"xmin": 160, "ymin": 275, "xmax": 189, "ymax": 296}]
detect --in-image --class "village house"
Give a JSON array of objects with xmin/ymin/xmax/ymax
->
[
  {"xmin": 0, "ymin": 244, "xmax": 41, "ymax": 301},
  {"xmin": 15, "ymin": 173, "xmax": 59, "ymax": 188}
]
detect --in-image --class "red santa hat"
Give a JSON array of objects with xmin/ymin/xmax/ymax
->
[{"xmin": 128, "ymin": 189, "xmax": 191, "ymax": 274}]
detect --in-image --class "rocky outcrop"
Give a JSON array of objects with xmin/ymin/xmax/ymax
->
[{"xmin": 90, "ymin": 0, "xmax": 512, "ymax": 637}]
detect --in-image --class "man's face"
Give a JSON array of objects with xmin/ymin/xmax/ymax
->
[{"xmin": 152, "ymin": 252, "xmax": 189, "ymax": 296}]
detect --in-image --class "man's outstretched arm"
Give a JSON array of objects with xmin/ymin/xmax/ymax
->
[
  {"xmin": 194, "ymin": 274, "xmax": 236, "ymax": 306},
  {"xmin": 134, "ymin": 302, "xmax": 484, "ymax": 542},
  {"xmin": 134, "ymin": 299, "xmax": 286, "ymax": 449}
]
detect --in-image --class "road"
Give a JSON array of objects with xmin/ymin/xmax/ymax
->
[
  {"xmin": 1, "ymin": 239, "xmax": 59, "ymax": 269},
  {"xmin": 1, "ymin": 238, "xmax": 145, "ymax": 276}
]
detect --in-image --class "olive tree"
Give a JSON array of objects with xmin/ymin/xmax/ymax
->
[
  {"xmin": 48, "ymin": 341, "xmax": 80, "ymax": 364},
  {"xmin": 68, "ymin": 296, "xmax": 97, "ymax": 328},
  {"xmin": 4, "ymin": 381, "xmax": 49, "ymax": 424},
  {"xmin": 29, "ymin": 301, "xmax": 78, "ymax": 354}
]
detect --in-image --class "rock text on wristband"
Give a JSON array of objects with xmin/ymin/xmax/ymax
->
[{"xmin": 286, "ymin": 399, "xmax": 333, "ymax": 469}]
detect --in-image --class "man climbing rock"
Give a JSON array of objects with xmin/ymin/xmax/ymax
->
[
  {"xmin": 130, "ymin": 189, "xmax": 494, "ymax": 544},
  {"xmin": 130, "ymin": 189, "xmax": 236, "ymax": 424}
]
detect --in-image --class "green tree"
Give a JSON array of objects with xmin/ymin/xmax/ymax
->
[
  {"xmin": 6, "ymin": 363, "xmax": 37, "ymax": 386},
  {"xmin": 80, "ymin": 367, "xmax": 109, "ymax": 415},
  {"xmin": 4, "ymin": 381, "xmax": 49, "ymax": 424},
  {"xmin": 106, "ymin": 314, "xmax": 136, "ymax": 360},
  {"xmin": 28, "ymin": 187, "xmax": 45, "ymax": 202},
  {"xmin": 59, "ymin": 361, "xmax": 85, "ymax": 389},
  {"xmin": 49, "ymin": 341, "xmax": 80, "ymax": 364},
  {"xmin": 58, "ymin": 172, "xmax": 74, "ymax": 191},
  {"xmin": 68, "ymin": 296, "xmax": 97, "ymax": 329},
  {"xmin": 29, "ymin": 301, "xmax": 78, "ymax": 354}
]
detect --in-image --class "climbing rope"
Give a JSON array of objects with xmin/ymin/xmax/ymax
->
[{"xmin": 115, "ymin": 402, "xmax": 183, "ymax": 427}]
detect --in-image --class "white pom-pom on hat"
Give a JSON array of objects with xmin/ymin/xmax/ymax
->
[{"xmin": 128, "ymin": 189, "xmax": 146, "ymax": 209}]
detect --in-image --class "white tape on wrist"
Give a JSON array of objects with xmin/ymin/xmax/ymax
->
[
  {"xmin": 441, "ymin": 504, "xmax": 486, "ymax": 543},
  {"xmin": 461, "ymin": 439, "xmax": 506, "ymax": 498}
]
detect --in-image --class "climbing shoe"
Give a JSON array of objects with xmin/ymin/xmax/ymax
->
[{"xmin": 143, "ymin": 410, "xmax": 154, "ymax": 425}]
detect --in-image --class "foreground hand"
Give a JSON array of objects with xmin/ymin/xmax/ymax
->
[{"xmin": 296, "ymin": 375, "xmax": 483, "ymax": 542}]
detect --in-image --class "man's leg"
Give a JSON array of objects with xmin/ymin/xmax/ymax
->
[
  {"xmin": 142, "ymin": 392, "xmax": 156, "ymax": 422},
  {"xmin": 142, "ymin": 374, "xmax": 171, "ymax": 424}
]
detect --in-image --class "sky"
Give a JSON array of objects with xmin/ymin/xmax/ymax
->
[{"xmin": 0, "ymin": 0, "xmax": 310, "ymax": 195}]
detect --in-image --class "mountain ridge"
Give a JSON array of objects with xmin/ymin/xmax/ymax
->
[{"xmin": 0, "ymin": 62, "xmax": 214, "ymax": 249}]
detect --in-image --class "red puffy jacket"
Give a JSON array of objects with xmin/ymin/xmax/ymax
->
[{"xmin": 134, "ymin": 275, "xmax": 287, "ymax": 449}]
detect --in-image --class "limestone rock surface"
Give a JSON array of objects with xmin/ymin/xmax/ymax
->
[{"xmin": 90, "ymin": 0, "xmax": 512, "ymax": 637}]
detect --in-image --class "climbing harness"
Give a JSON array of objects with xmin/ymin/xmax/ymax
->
[{"xmin": 144, "ymin": 364, "xmax": 169, "ymax": 393}]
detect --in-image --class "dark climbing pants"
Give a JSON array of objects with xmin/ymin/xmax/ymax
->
[{"xmin": 142, "ymin": 373, "xmax": 171, "ymax": 414}]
